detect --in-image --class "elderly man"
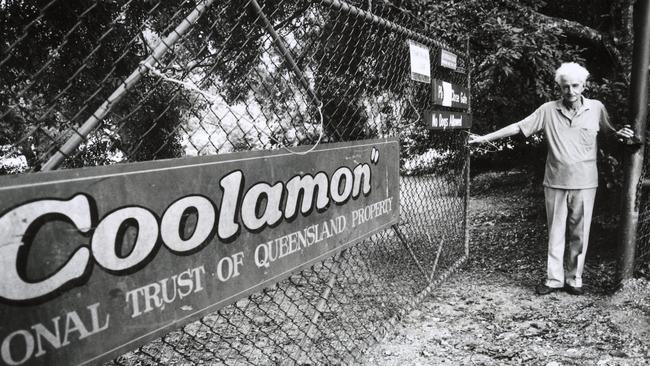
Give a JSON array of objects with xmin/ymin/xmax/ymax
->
[{"xmin": 469, "ymin": 62, "xmax": 634, "ymax": 295}]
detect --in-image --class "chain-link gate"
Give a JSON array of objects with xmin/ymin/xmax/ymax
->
[{"xmin": 0, "ymin": 0, "xmax": 470, "ymax": 364}]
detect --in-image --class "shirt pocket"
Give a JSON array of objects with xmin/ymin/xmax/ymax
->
[{"xmin": 579, "ymin": 128, "xmax": 597, "ymax": 150}]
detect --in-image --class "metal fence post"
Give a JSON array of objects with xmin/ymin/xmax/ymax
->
[
  {"xmin": 40, "ymin": 0, "xmax": 217, "ymax": 171},
  {"xmin": 248, "ymin": 0, "xmax": 321, "ymax": 107},
  {"xmin": 247, "ymin": 3, "xmax": 335, "ymax": 364},
  {"xmin": 285, "ymin": 251, "xmax": 345, "ymax": 366},
  {"xmin": 392, "ymin": 224, "xmax": 430, "ymax": 281},
  {"xmin": 465, "ymin": 36, "xmax": 472, "ymax": 258},
  {"xmin": 618, "ymin": 0, "xmax": 650, "ymax": 283}
]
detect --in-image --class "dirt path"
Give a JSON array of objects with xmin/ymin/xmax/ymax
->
[{"xmin": 361, "ymin": 172, "xmax": 650, "ymax": 366}]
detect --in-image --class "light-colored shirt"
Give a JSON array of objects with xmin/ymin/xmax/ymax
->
[{"xmin": 517, "ymin": 97, "xmax": 613, "ymax": 189}]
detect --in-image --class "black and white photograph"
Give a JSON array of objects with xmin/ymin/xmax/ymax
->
[{"xmin": 1, "ymin": 0, "xmax": 649, "ymax": 365}]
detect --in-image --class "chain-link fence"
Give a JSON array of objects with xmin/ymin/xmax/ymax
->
[{"xmin": 1, "ymin": 0, "xmax": 470, "ymax": 364}]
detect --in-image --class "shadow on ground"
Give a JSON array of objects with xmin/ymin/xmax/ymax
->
[{"xmin": 361, "ymin": 171, "xmax": 650, "ymax": 366}]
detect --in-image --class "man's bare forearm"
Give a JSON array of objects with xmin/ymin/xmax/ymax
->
[{"xmin": 470, "ymin": 122, "xmax": 522, "ymax": 144}]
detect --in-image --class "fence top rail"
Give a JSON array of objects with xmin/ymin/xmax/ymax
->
[{"xmin": 317, "ymin": 0, "xmax": 467, "ymax": 57}]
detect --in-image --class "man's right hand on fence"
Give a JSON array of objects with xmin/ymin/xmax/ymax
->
[{"xmin": 468, "ymin": 134, "xmax": 486, "ymax": 144}]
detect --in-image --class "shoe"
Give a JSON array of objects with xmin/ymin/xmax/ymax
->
[
  {"xmin": 564, "ymin": 285, "xmax": 584, "ymax": 295},
  {"xmin": 536, "ymin": 284, "xmax": 561, "ymax": 295}
]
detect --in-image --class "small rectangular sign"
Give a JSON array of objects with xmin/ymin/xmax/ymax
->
[
  {"xmin": 424, "ymin": 110, "xmax": 472, "ymax": 129},
  {"xmin": 0, "ymin": 139, "xmax": 400, "ymax": 366},
  {"xmin": 456, "ymin": 56, "xmax": 467, "ymax": 74},
  {"xmin": 439, "ymin": 49, "xmax": 458, "ymax": 70},
  {"xmin": 408, "ymin": 40, "xmax": 431, "ymax": 83},
  {"xmin": 432, "ymin": 79, "xmax": 469, "ymax": 109}
]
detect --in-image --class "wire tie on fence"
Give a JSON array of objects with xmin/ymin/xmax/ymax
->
[
  {"xmin": 404, "ymin": 94, "xmax": 420, "ymax": 125},
  {"xmin": 395, "ymin": 87, "xmax": 420, "ymax": 127},
  {"xmin": 253, "ymin": 101, "xmax": 324, "ymax": 156},
  {"xmin": 141, "ymin": 62, "xmax": 218, "ymax": 103},
  {"xmin": 142, "ymin": 61, "xmax": 325, "ymax": 156}
]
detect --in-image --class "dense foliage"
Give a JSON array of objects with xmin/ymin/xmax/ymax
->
[
  {"xmin": 411, "ymin": 0, "xmax": 634, "ymax": 191},
  {"xmin": 0, "ymin": 0, "xmax": 311, "ymax": 171},
  {"xmin": 0, "ymin": 0, "xmax": 636, "ymax": 186}
]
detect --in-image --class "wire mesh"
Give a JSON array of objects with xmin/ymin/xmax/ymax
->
[{"xmin": 1, "ymin": 0, "xmax": 469, "ymax": 364}]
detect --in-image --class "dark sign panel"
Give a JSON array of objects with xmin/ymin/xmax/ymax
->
[
  {"xmin": 0, "ymin": 139, "xmax": 399, "ymax": 366},
  {"xmin": 432, "ymin": 79, "xmax": 469, "ymax": 109},
  {"xmin": 425, "ymin": 110, "xmax": 472, "ymax": 129}
]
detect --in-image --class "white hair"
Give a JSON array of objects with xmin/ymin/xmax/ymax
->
[{"xmin": 554, "ymin": 62, "xmax": 590, "ymax": 84}]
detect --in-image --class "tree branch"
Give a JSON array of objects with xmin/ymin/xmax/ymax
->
[{"xmin": 505, "ymin": 2, "xmax": 624, "ymax": 69}]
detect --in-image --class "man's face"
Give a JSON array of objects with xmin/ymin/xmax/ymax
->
[{"xmin": 558, "ymin": 75, "xmax": 585, "ymax": 104}]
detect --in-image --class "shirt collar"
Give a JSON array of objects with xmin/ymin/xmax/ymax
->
[
  {"xmin": 555, "ymin": 96, "xmax": 593, "ymax": 112},
  {"xmin": 555, "ymin": 96, "xmax": 593, "ymax": 121}
]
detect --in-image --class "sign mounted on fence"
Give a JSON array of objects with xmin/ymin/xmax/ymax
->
[
  {"xmin": 408, "ymin": 40, "xmax": 431, "ymax": 83},
  {"xmin": 439, "ymin": 49, "xmax": 458, "ymax": 70},
  {"xmin": 424, "ymin": 110, "xmax": 472, "ymax": 129},
  {"xmin": 432, "ymin": 79, "xmax": 469, "ymax": 109},
  {"xmin": 0, "ymin": 139, "xmax": 399, "ymax": 366}
]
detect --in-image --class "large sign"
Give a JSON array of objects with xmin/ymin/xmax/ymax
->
[
  {"xmin": 424, "ymin": 110, "xmax": 472, "ymax": 129},
  {"xmin": 432, "ymin": 79, "xmax": 469, "ymax": 109},
  {"xmin": 0, "ymin": 139, "xmax": 399, "ymax": 366}
]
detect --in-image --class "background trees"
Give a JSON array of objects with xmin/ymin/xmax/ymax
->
[
  {"xmin": 411, "ymin": 0, "xmax": 634, "ymax": 189},
  {"xmin": 1, "ymin": 0, "xmax": 637, "ymax": 184},
  {"xmin": 0, "ymin": 0, "xmax": 310, "ymax": 171}
]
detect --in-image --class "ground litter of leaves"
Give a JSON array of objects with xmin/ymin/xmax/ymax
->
[{"xmin": 361, "ymin": 171, "xmax": 650, "ymax": 366}]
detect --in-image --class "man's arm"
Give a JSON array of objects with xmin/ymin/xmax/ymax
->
[
  {"xmin": 468, "ymin": 122, "xmax": 522, "ymax": 144},
  {"xmin": 601, "ymin": 121, "xmax": 639, "ymax": 145},
  {"xmin": 598, "ymin": 104, "xmax": 635, "ymax": 143}
]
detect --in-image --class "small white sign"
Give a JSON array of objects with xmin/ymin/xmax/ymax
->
[
  {"xmin": 408, "ymin": 40, "xmax": 431, "ymax": 83},
  {"xmin": 440, "ymin": 49, "xmax": 458, "ymax": 70}
]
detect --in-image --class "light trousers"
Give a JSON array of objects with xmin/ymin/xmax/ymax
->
[{"xmin": 543, "ymin": 187, "xmax": 597, "ymax": 288}]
